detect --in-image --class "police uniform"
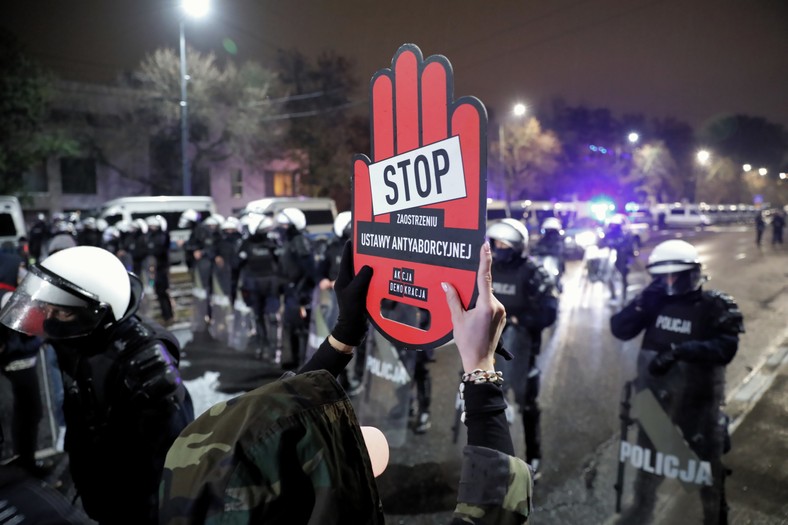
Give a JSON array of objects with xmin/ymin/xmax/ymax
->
[
  {"xmin": 51, "ymin": 288, "xmax": 193, "ymax": 524},
  {"xmin": 611, "ymin": 287, "xmax": 744, "ymax": 524},
  {"xmin": 146, "ymin": 227, "xmax": 173, "ymax": 322},
  {"xmin": 238, "ymin": 231, "xmax": 281, "ymax": 358},
  {"xmin": 491, "ymin": 255, "xmax": 558, "ymax": 464},
  {"xmin": 278, "ymin": 227, "xmax": 315, "ymax": 368}
]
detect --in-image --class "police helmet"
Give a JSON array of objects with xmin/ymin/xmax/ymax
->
[
  {"xmin": 82, "ymin": 217, "xmax": 98, "ymax": 231},
  {"xmin": 178, "ymin": 209, "xmax": 201, "ymax": 229},
  {"xmin": 255, "ymin": 216, "xmax": 275, "ymax": 235},
  {"xmin": 333, "ymin": 211, "xmax": 352, "ymax": 238},
  {"xmin": 222, "ymin": 217, "xmax": 241, "ymax": 232},
  {"xmin": 131, "ymin": 218, "xmax": 149, "ymax": 234},
  {"xmin": 202, "ymin": 216, "xmax": 220, "ymax": 229},
  {"xmin": 541, "ymin": 217, "xmax": 563, "ymax": 234},
  {"xmin": 145, "ymin": 215, "xmax": 165, "ymax": 230},
  {"xmin": 0, "ymin": 246, "xmax": 132, "ymax": 339},
  {"xmin": 276, "ymin": 208, "xmax": 307, "ymax": 231},
  {"xmin": 646, "ymin": 239, "xmax": 703, "ymax": 296},
  {"xmin": 486, "ymin": 218, "xmax": 529, "ymax": 255}
]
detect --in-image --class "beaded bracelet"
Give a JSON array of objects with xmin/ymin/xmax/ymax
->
[
  {"xmin": 457, "ymin": 370, "xmax": 504, "ymax": 423},
  {"xmin": 461, "ymin": 369, "xmax": 504, "ymax": 385}
]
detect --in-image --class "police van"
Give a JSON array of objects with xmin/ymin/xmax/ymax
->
[
  {"xmin": 98, "ymin": 196, "xmax": 217, "ymax": 264},
  {"xmin": 0, "ymin": 196, "xmax": 27, "ymax": 246},
  {"xmin": 240, "ymin": 197, "xmax": 337, "ymax": 240}
]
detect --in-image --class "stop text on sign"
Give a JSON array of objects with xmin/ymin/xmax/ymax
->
[{"xmin": 369, "ymin": 136, "xmax": 466, "ymax": 216}]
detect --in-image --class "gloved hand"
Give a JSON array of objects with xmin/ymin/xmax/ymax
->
[
  {"xmin": 636, "ymin": 278, "xmax": 665, "ymax": 315},
  {"xmin": 648, "ymin": 344, "xmax": 679, "ymax": 376},
  {"xmin": 124, "ymin": 341, "xmax": 180, "ymax": 404},
  {"xmin": 331, "ymin": 241, "xmax": 373, "ymax": 347}
]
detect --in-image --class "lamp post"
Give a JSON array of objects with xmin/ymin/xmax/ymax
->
[
  {"xmin": 179, "ymin": 0, "xmax": 209, "ymax": 196},
  {"xmin": 498, "ymin": 103, "xmax": 527, "ymax": 201}
]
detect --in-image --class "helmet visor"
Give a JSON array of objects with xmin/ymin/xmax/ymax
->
[
  {"xmin": 649, "ymin": 269, "xmax": 700, "ymax": 296},
  {"xmin": 0, "ymin": 266, "xmax": 110, "ymax": 339}
]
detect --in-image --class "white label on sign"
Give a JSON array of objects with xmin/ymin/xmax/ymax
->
[{"xmin": 369, "ymin": 136, "xmax": 466, "ymax": 216}]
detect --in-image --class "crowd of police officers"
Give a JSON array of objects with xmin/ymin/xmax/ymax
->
[{"xmin": 2, "ymin": 204, "xmax": 748, "ymax": 524}]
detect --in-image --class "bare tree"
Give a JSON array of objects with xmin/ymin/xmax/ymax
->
[{"xmin": 492, "ymin": 117, "xmax": 561, "ymax": 202}]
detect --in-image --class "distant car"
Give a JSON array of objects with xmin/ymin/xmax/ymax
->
[{"xmin": 563, "ymin": 217, "xmax": 604, "ymax": 258}]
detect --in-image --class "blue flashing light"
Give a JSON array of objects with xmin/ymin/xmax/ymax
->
[
  {"xmin": 599, "ymin": 147, "xmax": 608, "ymax": 154},
  {"xmin": 589, "ymin": 145, "xmax": 598, "ymax": 152},
  {"xmin": 625, "ymin": 202, "xmax": 638, "ymax": 212}
]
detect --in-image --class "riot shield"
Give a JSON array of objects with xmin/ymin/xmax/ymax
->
[
  {"xmin": 209, "ymin": 261, "xmax": 233, "ymax": 345},
  {"xmin": 229, "ymin": 288, "xmax": 255, "ymax": 352},
  {"xmin": 305, "ymin": 287, "xmax": 338, "ymax": 362},
  {"xmin": 138, "ymin": 255, "xmax": 157, "ymax": 318},
  {"xmin": 354, "ymin": 326, "xmax": 412, "ymax": 448},
  {"xmin": 190, "ymin": 257, "xmax": 211, "ymax": 334}
]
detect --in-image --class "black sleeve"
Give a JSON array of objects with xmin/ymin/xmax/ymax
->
[
  {"xmin": 463, "ymin": 382, "xmax": 514, "ymax": 456},
  {"xmin": 297, "ymin": 337, "xmax": 353, "ymax": 378},
  {"xmin": 610, "ymin": 300, "xmax": 650, "ymax": 340}
]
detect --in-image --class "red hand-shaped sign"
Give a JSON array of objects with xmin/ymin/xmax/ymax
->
[{"xmin": 353, "ymin": 43, "xmax": 488, "ymax": 349}]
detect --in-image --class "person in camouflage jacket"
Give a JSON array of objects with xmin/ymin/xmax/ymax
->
[{"xmin": 159, "ymin": 242, "xmax": 532, "ymax": 524}]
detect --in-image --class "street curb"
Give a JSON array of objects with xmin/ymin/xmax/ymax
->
[{"xmin": 726, "ymin": 325, "xmax": 788, "ymax": 434}]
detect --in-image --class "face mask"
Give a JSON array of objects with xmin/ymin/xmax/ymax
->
[
  {"xmin": 43, "ymin": 318, "xmax": 82, "ymax": 339},
  {"xmin": 492, "ymin": 246, "xmax": 517, "ymax": 264}
]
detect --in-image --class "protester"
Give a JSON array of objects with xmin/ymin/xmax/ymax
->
[
  {"xmin": 0, "ymin": 246, "xmax": 194, "ymax": 524},
  {"xmin": 610, "ymin": 239, "xmax": 744, "ymax": 524},
  {"xmin": 159, "ymin": 242, "xmax": 532, "ymax": 524}
]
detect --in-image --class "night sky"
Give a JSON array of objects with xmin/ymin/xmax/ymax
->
[{"xmin": 3, "ymin": 0, "xmax": 787, "ymax": 130}]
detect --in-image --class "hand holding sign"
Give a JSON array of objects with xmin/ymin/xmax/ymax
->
[
  {"xmin": 443, "ymin": 242, "xmax": 507, "ymax": 373},
  {"xmin": 353, "ymin": 44, "xmax": 487, "ymax": 349}
]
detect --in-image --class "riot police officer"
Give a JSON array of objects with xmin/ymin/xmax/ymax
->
[
  {"xmin": 76, "ymin": 217, "xmax": 103, "ymax": 248},
  {"xmin": 27, "ymin": 213, "xmax": 49, "ymax": 264},
  {"xmin": 0, "ymin": 246, "xmax": 194, "ymax": 524},
  {"xmin": 276, "ymin": 208, "xmax": 315, "ymax": 369},
  {"xmin": 190, "ymin": 215, "xmax": 222, "ymax": 333},
  {"xmin": 601, "ymin": 214, "xmax": 637, "ymax": 304},
  {"xmin": 237, "ymin": 216, "xmax": 281, "ymax": 360},
  {"xmin": 610, "ymin": 239, "xmax": 744, "ymax": 524},
  {"xmin": 486, "ymin": 218, "xmax": 558, "ymax": 476},
  {"xmin": 177, "ymin": 208, "xmax": 202, "ymax": 275},
  {"xmin": 217, "ymin": 217, "xmax": 243, "ymax": 306},
  {"xmin": 532, "ymin": 217, "xmax": 566, "ymax": 292},
  {"xmin": 145, "ymin": 215, "xmax": 174, "ymax": 324}
]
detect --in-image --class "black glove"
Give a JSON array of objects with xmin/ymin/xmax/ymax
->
[
  {"xmin": 331, "ymin": 241, "xmax": 373, "ymax": 347},
  {"xmin": 648, "ymin": 345, "xmax": 678, "ymax": 376},
  {"xmin": 636, "ymin": 279, "xmax": 664, "ymax": 315},
  {"xmin": 124, "ymin": 341, "xmax": 181, "ymax": 405}
]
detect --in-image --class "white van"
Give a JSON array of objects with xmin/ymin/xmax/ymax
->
[
  {"xmin": 0, "ymin": 196, "xmax": 27, "ymax": 246},
  {"xmin": 655, "ymin": 203, "xmax": 711, "ymax": 229},
  {"xmin": 98, "ymin": 196, "xmax": 217, "ymax": 264},
  {"xmin": 241, "ymin": 197, "xmax": 337, "ymax": 240}
]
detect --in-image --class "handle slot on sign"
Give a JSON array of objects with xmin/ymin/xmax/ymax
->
[{"xmin": 379, "ymin": 300, "xmax": 431, "ymax": 332}]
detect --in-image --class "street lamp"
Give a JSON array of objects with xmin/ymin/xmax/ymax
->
[
  {"xmin": 179, "ymin": 0, "xmax": 209, "ymax": 196},
  {"xmin": 627, "ymin": 132, "xmax": 639, "ymax": 144},
  {"xmin": 758, "ymin": 168, "xmax": 768, "ymax": 176},
  {"xmin": 743, "ymin": 164, "xmax": 752, "ymax": 172},
  {"xmin": 696, "ymin": 150, "xmax": 710, "ymax": 165}
]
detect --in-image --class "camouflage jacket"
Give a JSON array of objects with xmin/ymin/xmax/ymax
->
[{"xmin": 160, "ymin": 370, "xmax": 531, "ymax": 524}]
